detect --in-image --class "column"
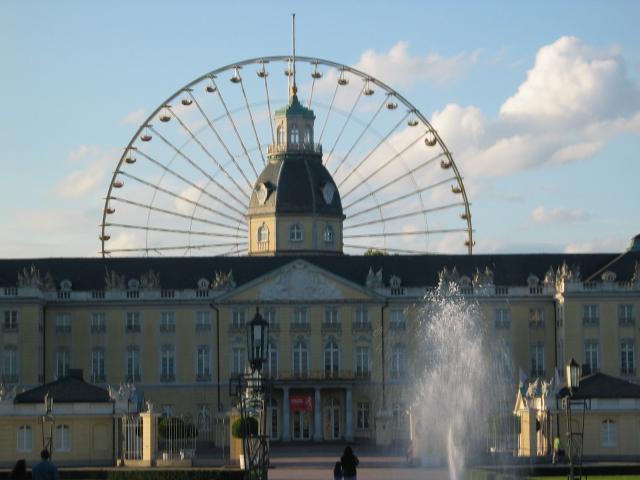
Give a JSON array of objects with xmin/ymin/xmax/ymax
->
[
  {"xmin": 313, "ymin": 387, "xmax": 322, "ymax": 441},
  {"xmin": 345, "ymin": 387, "xmax": 353, "ymax": 442},
  {"xmin": 282, "ymin": 387, "xmax": 291, "ymax": 441},
  {"xmin": 140, "ymin": 410, "xmax": 157, "ymax": 466}
]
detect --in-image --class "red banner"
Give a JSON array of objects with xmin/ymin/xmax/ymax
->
[{"xmin": 290, "ymin": 394, "xmax": 313, "ymax": 412}]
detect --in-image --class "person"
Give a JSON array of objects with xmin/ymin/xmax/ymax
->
[
  {"xmin": 333, "ymin": 460, "xmax": 343, "ymax": 480},
  {"xmin": 552, "ymin": 435, "xmax": 560, "ymax": 464},
  {"xmin": 11, "ymin": 459, "xmax": 27, "ymax": 480},
  {"xmin": 32, "ymin": 449, "xmax": 60, "ymax": 480},
  {"xmin": 341, "ymin": 446, "xmax": 359, "ymax": 480}
]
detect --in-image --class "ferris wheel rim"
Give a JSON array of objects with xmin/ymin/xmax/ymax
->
[{"xmin": 100, "ymin": 55, "xmax": 474, "ymax": 257}]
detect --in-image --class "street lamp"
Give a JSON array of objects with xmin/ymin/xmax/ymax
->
[
  {"xmin": 564, "ymin": 358, "xmax": 582, "ymax": 480},
  {"xmin": 247, "ymin": 307, "xmax": 269, "ymax": 373}
]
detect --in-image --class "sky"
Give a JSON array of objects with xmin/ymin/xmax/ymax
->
[{"xmin": 1, "ymin": 0, "xmax": 639, "ymax": 258}]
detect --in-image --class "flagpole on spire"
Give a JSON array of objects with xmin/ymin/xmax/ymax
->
[{"xmin": 292, "ymin": 13, "xmax": 297, "ymax": 96}]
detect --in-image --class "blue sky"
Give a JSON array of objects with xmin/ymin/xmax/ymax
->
[{"xmin": 1, "ymin": 0, "xmax": 639, "ymax": 257}]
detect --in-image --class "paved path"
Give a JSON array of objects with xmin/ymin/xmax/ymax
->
[{"xmin": 268, "ymin": 444, "xmax": 451, "ymax": 480}]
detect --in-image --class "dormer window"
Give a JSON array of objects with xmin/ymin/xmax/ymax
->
[
  {"xmin": 323, "ymin": 225, "xmax": 334, "ymax": 243},
  {"xmin": 258, "ymin": 224, "xmax": 269, "ymax": 246},
  {"xmin": 290, "ymin": 126, "xmax": 300, "ymax": 144},
  {"xmin": 277, "ymin": 125, "xmax": 285, "ymax": 145},
  {"xmin": 289, "ymin": 223, "xmax": 303, "ymax": 242}
]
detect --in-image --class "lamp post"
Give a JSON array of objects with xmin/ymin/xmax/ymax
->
[
  {"xmin": 41, "ymin": 392, "xmax": 54, "ymax": 457},
  {"xmin": 564, "ymin": 358, "xmax": 581, "ymax": 480}
]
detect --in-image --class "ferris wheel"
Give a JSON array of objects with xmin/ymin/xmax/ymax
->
[{"xmin": 100, "ymin": 56, "xmax": 473, "ymax": 257}]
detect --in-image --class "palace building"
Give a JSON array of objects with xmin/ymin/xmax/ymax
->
[{"xmin": 1, "ymin": 81, "xmax": 639, "ymax": 454}]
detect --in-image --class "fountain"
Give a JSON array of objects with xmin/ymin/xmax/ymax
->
[{"xmin": 410, "ymin": 279, "xmax": 512, "ymax": 480}]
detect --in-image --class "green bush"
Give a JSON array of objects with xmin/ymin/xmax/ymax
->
[
  {"xmin": 231, "ymin": 416, "xmax": 259, "ymax": 438},
  {"xmin": 157, "ymin": 417, "xmax": 198, "ymax": 439}
]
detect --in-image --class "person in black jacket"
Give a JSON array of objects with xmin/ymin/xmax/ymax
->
[{"xmin": 341, "ymin": 446, "xmax": 359, "ymax": 480}]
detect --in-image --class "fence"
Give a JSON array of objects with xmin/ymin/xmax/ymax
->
[{"xmin": 121, "ymin": 415, "xmax": 143, "ymax": 460}]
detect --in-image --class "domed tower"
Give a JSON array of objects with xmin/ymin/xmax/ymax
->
[{"xmin": 247, "ymin": 85, "xmax": 344, "ymax": 255}]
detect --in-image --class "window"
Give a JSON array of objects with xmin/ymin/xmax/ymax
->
[
  {"xmin": 582, "ymin": 304, "xmax": 599, "ymax": 327},
  {"xmin": 232, "ymin": 309, "xmax": 246, "ymax": 329},
  {"xmin": 267, "ymin": 341, "xmax": 279, "ymax": 378},
  {"xmin": 356, "ymin": 346, "xmax": 370, "ymax": 377},
  {"xmin": 125, "ymin": 312, "xmax": 141, "ymax": 333},
  {"xmin": 196, "ymin": 311, "xmax": 211, "ymax": 331},
  {"xmin": 232, "ymin": 347, "xmax": 245, "ymax": 376},
  {"xmin": 290, "ymin": 126, "xmax": 300, "ymax": 144},
  {"xmin": 55, "ymin": 313, "xmax": 71, "ymax": 333},
  {"xmin": 161, "ymin": 404, "xmax": 174, "ymax": 417},
  {"xmin": 289, "ymin": 223, "xmax": 303, "ymax": 242},
  {"xmin": 601, "ymin": 419, "xmax": 617, "ymax": 448},
  {"xmin": 55, "ymin": 425, "xmax": 70, "ymax": 452},
  {"xmin": 356, "ymin": 401, "xmax": 370, "ymax": 430},
  {"xmin": 258, "ymin": 224, "xmax": 269, "ymax": 244},
  {"xmin": 392, "ymin": 403, "xmax": 408, "ymax": 429},
  {"xmin": 91, "ymin": 348, "xmax": 105, "ymax": 383},
  {"xmin": 390, "ymin": 344, "xmax": 406, "ymax": 379},
  {"xmin": 495, "ymin": 307, "xmax": 511, "ymax": 330},
  {"xmin": 264, "ymin": 308, "xmax": 277, "ymax": 328},
  {"xmin": 126, "ymin": 346, "xmax": 141, "ymax": 382},
  {"xmin": 91, "ymin": 312, "xmax": 106, "ymax": 334},
  {"xmin": 160, "ymin": 346, "xmax": 175, "ymax": 381},
  {"xmin": 323, "ymin": 225, "xmax": 334, "ymax": 243},
  {"xmin": 197, "ymin": 404, "xmax": 212, "ymax": 432},
  {"xmin": 528, "ymin": 309, "xmax": 544, "ymax": 329},
  {"xmin": 618, "ymin": 304, "xmax": 635, "ymax": 326},
  {"xmin": 3, "ymin": 310, "xmax": 18, "ymax": 332},
  {"xmin": 530, "ymin": 342, "xmax": 545, "ymax": 377},
  {"xmin": 2, "ymin": 345, "xmax": 18, "ymax": 382},
  {"xmin": 160, "ymin": 311, "xmax": 175, "ymax": 333},
  {"xmin": 277, "ymin": 125, "xmax": 285, "ymax": 144},
  {"xmin": 55, "ymin": 348, "xmax": 70, "ymax": 379},
  {"xmin": 584, "ymin": 341, "xmax": 599, "ymax": 372},
  {"xmin": 196, "ymin": 345, "xmax": 210, "ymax": 380},
  {"xmin": 293, "ymin": 307, "xmax": 308, "ymax": 326},
  {"xmin": 621, "ymin": 340, "xmax": 635, "ymax": 375},
  {"xmin": 354, "ymin": 306, "xmax": 369, "ymax": 327},
  {"xmin": 293, "ymin": 339, "xmax": 309, "ymax": 378},
  {"xmin": 390, "ymin": 309, "xmax": 406, "ymax": 330},
  {"xmin": 16, "ymin": 425, "xmax": 32, "ymax": 453},
  {"xmin": 268, "ymin": 399, "xmax": 279, "ymax": 440},
  {"xmin": 324, "ymin": 340, "xmax": 340, "ymax": 378},
  {"xmin": 324, "ymin": 307, "xmax": 339, "ymax": 326},
  {"xmin": 303, "ymin": 127, "xmax": 311, "ymax": 144}
]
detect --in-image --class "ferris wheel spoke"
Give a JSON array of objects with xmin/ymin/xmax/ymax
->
[
  {"xmin": 336, "ymin": 114, "xmax": 410, "ymax": 189},
  {"xmin": 343, "ymin": 243, "xmax": 427, "ymax": 255},
  {"xmin": 104, "ymin": 242, "xmax": 245, "ymax": 254},
  {"xmin": 329, "ymin": 98, "xmax": 386, "ymax": 180},
  {"xmin": 172, "ymin": 98, "xmax": 251, "ymax": 201},
  {"xmin": 261, "ymin": 67, "xmax": 275, "ymax": 145},
  {"xmin": 308, "ymin": 66, "xmax": 318, "ymax": 109},
  {"xmin": 189, "ymin": 94, "xmax": 255, "ymax": 191},
  {"xmin": 345, "ymin": 228, "xmax": 470, "ymax": 239},
  {"xmin": 346, "ymin": 176, "xmax": 458, "ymax": 219},
  {"xmin": 324, "ymin": 85, "xmax": 365, "ymax": 170},
  {"xmin": 318, "ymin": 81, "xmax": 339, "ymax": 145},
  {"xmin": 211, "ymin": 78, "xmax": 260, "ymax": 179},
  {"xmin": 133, "ymin": 148, "xmax": 247, "ymax": 218},
  {"xmin": 238, "ymin": 78, "xmax": 267, "ymax": 166},
  {"xmin": 109, "ymin": 196, "xmax": 247, "ymax": 232},
  {"xmin": 103, "ymin": 222, "xmax": 246, "ymax": 239},
  {"xmin": 118, "ymin": 171, "xmax": 246, "ymax": 225},
  {"xmin": 344, "ymin": 202, "xmax": 465, "ymax": 230},
  {"xmin": 343, "ymin": 151, "xmax": 445, "ymax": 210}
]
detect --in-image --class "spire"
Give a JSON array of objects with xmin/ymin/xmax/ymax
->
[{"xmin": 291, "ymin": 13, "xmax": 297, "ymax": 97}]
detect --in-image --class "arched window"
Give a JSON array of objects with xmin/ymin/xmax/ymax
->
[
  {"xmin": 268, "ymin": 399, "xmax": 279, "ymax": 440},
  {"xmin": 267, "ymin": 340, "xmax": 279, "ymax": 378},
  {"xmin": 290, "ymin": 126, "xmax": 300, "ymax": 144},
  {"xmin": 601, "ymin": 419, "xmax": 617, "ymax": 447},
  {"xmin": 355, "ymin": 345, "xmax": 370, "ymax": 377},
  {"xmin": 323, "ymin": 225, "xmax": 334, "ymax": 243},
  {"xmin": 324, "ymin": 340, "xmax": 340, "ymax": 378},
  {"xmin": 292, "ymin": 339, "xmax": 308, "ymax": 378},
  {"xmin": 258, "ymin": 224, "xmax": 269, "ymax": 246},
  {"xmin": 289, "ymin": 223, "xmax": 303, "ymax": 242},
  {"xmin": 304, "ymin": 127, "xmax": 312, "ymax": 144},
  {"xmin": 277, "ymin": 125, "xmax": 285, "ymax": 145},
  {"xmin": 16, "ymin": 425, "xmax": 32, "ymax": 452},
  {"xmin": 55, "ymin": 424, "xmax": 71, "ymax": 452},
  {"xmin": 391, "ymin": 344, "xmax": 406, "ymax": 379}
]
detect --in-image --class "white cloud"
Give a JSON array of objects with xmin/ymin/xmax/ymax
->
[
  {"xmin": 564, "ymin": 237, "xmax": 627, "ymax": 253},
  {"xmin": 53, "ymin": 146, "xmax": 118, "ymax": 199},
  {"xmin": 354, "ymin": 41, "xmax": 480, "ymax": 88},
  {"xmin": 531, "ymin": 206, "xmax": 590, "ymax": 225},
  {"xmin": 121, "ymin": 108, "xmax": 146, "ymax": 125}
]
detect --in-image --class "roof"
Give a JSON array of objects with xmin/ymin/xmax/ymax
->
[
  {"xmin": 0, "ymin": 251, "xmax": 638, "ymax": 291},
  {"xmin": 248, "ymin": 154, "xmax": 343, "ymax": 216},
  {"xmin": 558, "ymin": 372, "xmax": 640, "ymax": 399},
  {"xmin": 14, "ymin": 371, "xmax": 111, "ymax": 404},
  {"xmin": 274, "ymin": 94, "xmax": 315, "ymax": 118}
]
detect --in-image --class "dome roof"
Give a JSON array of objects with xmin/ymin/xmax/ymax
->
[{"xmin": 248, "ymin": 154, "xmax": 343, "ymax": 217}]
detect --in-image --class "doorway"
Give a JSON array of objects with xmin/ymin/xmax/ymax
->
[
  {"xmin": 324, "ymin": 398, "xmax": 341, "ymax": 440},
  {"xmin": 292, "ymin": 411, "xmax": 311, "ymax": 440}
]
